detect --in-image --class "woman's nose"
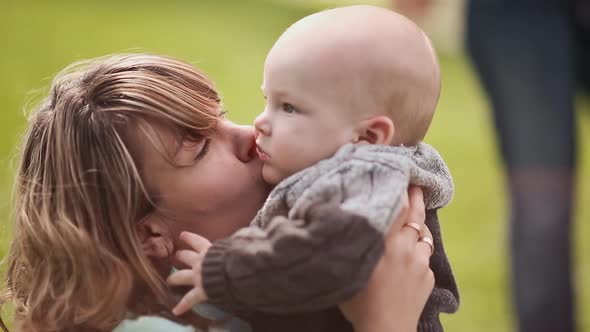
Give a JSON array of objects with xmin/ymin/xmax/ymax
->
[
  {"xmin": 254, "ymin": 111, "xmax": 271, "ymax": 137},
  {"xmin": 228, "ymin": 122, "xmax": 257, "ymax": 163}
]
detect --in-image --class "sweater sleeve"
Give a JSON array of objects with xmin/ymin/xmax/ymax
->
[
  {"xmin": 201, "ymin": 203, "xmax": 385, "ymax": 314},
  {"xmin": 417, "ymin": 209, "xmax": 460, "ymax": 332}
]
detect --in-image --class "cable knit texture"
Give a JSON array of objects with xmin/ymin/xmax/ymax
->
[
  {"xmin": 202, "ymin": 143, "xmax": 459, "ymax": 331},
  {"xmin": 252, "ymin": 143, "xmax": 454, "ymax": 232}
]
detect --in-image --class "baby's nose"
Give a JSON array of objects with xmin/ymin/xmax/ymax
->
[{"xmin": 254, "ymin": 111, "xmax": 271, "ymax": 136}]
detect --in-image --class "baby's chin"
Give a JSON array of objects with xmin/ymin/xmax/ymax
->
[{"xmin": 261, "ymin": 164, "xmax": 287, "ymax": 186}]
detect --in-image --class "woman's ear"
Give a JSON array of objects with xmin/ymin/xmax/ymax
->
[
  {"xmin": 354, "ymin": 115, "xmax": 395, "ymax": 145},
  {"xmin": 136, "ymin": 213, "xmax": 175, "ymax": 259}
]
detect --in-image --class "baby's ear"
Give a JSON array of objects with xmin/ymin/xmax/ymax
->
[
  {"xmin": 136, "ymin": 213, "xmax": 175, "ymax": 259},
  {"xmin": 353, "ymin": 115, "xmax": 395, "ymax": 145}
]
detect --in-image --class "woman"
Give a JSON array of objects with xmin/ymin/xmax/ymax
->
[{"xmin": 0, "ymin": 53, "xmax": 434, "ymax": 332}]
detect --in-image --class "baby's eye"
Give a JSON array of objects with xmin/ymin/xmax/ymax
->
[{"xmin": 282, "ymin": 103, "xmax": 297, "ymax": 114}]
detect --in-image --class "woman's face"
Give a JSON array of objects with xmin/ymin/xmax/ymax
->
[{"xmin": 141, "ymin": 118, "xmax": 271, "ymax": 242}]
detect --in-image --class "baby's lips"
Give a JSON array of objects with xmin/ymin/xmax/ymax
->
[{"xmin": 255, "ymin": 144, "xmax": 271, "ymax": 161}]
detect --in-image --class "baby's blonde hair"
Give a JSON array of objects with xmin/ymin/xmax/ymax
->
[{"xmin": 0, "ymin": 54, "xmax": 221, "ymax": 331}]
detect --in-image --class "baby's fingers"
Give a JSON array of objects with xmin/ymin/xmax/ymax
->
[
  {"xmin": 176, "ymin": 249, "xmax": 202, "ymax": 267},
  {"xmin": 172, "ymin": 288, "xmax": 207, "ymax": 316},
  {"xmin": 167, "ymin": 269, "xmax": 196, "ymax": 287},
  {"xmin": 179, "ymin": 231, "xmax": 211, "ymax": 252}
]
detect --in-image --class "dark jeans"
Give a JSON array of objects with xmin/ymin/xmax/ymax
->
[{"xmin": 466, "ymin": 0, "xmax": 589, "ymax": 331}]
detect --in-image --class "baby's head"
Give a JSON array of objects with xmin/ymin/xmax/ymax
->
[{"xmin": 255, "ymin": 5, "xmax": 440, "ymax": 184}]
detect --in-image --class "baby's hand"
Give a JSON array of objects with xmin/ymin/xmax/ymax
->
[{"xmin": 167, "ymin": 231, "xmax": 212, "ymax": 316}]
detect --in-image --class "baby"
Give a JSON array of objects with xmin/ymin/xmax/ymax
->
[{"xmin": 169, "ymin": 5, "xmax": 459, "ymax": 332}]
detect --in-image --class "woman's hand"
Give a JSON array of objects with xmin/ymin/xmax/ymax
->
[{"xmin": 339, "ymin": 186, "xmax": 434, "ymax": 332}]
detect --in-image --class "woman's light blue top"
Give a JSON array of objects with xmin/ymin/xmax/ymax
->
[
  {"xmin": 113, "ymin": 268, "xmax": 251, "ymax": 332},
  {"xmin": 113, "ymin": 303, "xmax": 251, "ymax": 332}
]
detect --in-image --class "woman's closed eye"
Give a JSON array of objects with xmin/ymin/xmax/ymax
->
[
  {"xmin": 181, "ymin": 137, "xmax": 211, "ymax": 162},
  {"xmin": 193, "ymin": 138, "xmax": 211, "ymax": 160}
]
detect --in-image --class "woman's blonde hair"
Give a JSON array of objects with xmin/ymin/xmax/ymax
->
[{"xmin": 0, "ymin": 54, "xmax": 222, "ymax": 331}]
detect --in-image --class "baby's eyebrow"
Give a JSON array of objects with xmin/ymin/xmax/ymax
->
[
  {"xmin": 273, "ymin": 90, "xmax": 291, "ymax": 99},
  {"xmin": 261, "ymin": 86, "xmax": 292, "ymax": 99}
]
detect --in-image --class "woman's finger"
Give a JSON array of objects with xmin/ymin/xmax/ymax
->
[
  {"xmin": 416, "ymin": 225, "xmax": 435, "ymax": 258},
  {"xmin": 390, "ymin": 196, "xmax": 410, "ymax": 232},
  {"xmin": 167, "ymin": 269, "xmax": 196, "ymax": 287},
  {"xmin": 400, "ymin": 221, "xmax": 421, "ymax": 241},
  {"xmin": 179, "ymin": 231, "xmax": 211, "ymax": 252},
  {"xmin": 387, "ymin": 205, "xmax": 420, "ymax": 253},
  {"xmin": 391, "ymin": 187, "xmax": 426, "ymax": 249},
  {"xmin": 420, "ymin": 224, "xmax": 433, "ymax": 239},
  {"xmin": 407, "ymin": 186, "xmax": 426, "ymax": 224}
]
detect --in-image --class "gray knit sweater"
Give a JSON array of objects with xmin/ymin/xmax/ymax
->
[{"xmin": 202, "ymin": 143, "xmax": 459, "ymax": 332}]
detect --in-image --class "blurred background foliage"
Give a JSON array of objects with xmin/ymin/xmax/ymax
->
[{"xmin": 0, "ymin": 0, "xmax": 589, "ymax": 331}]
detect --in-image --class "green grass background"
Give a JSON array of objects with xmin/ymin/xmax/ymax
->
[{"xmin": 1, "ymin": 0, "xmax": 589, "ymax": 331}]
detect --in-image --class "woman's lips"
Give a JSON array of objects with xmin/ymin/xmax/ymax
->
[{"xmin": 256, "ymin": 145, "xmax": 271, "ymax": 161}]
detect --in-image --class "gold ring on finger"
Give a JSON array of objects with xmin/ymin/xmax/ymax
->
[
  {"xmin": 419, "ymin": 236, "xmax": 434, "ymax": 256},
  {"xmin": 403, "ymin": 222, "xmax": 422, "ymax": 235}
]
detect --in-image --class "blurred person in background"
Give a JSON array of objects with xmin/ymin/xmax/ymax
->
[{"xmin": 393, "ymin": 0, "xmax": 590, "ymax": 331}]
